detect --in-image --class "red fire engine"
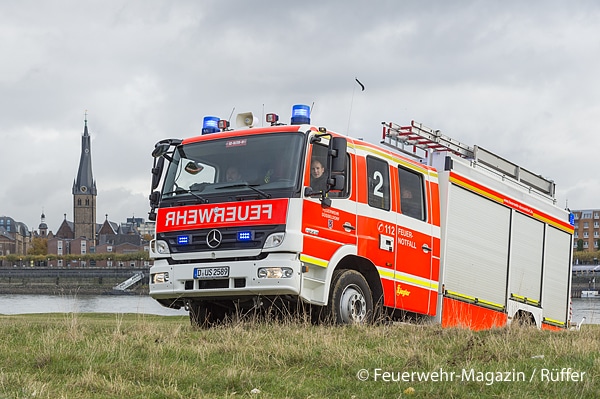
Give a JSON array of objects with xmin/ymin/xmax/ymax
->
[{"xmin": 148, "ymin": 105, "xmax": 574, "ymax": 330}]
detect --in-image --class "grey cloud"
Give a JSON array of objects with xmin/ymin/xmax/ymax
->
[{"xmin": 2, "ymin": 0, "xmax": 600, "ymax": 231}]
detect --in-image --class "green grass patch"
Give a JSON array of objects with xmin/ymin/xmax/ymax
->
[{"xmin": 0, "ymin": 313, "xmax": 598, "ymax": 398}]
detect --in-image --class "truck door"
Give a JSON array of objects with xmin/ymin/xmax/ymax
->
[
  {"xmin": 301, "ymin": 140, "xmax": 357, "ymax": 266},
  {"xmin": 394, "ymin": 166, "xmax": 436, "ymax": 316},
  {"xmin": 364, "ymin": 156, "xmax": 396, "ymax": 308}
]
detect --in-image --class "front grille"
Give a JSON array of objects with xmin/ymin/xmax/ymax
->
[
  {"xmin": 234, "ymin": 278, "xmax": 246, "ymax": 288},
  {"xmin": 158, "ymin": 224, "xmax": 284, "ymax": 254},
  {"xmin": 198, "ymin": 279, "xmax": 229, "ymax": 289},
  {"xmin": 183, "ymin": 278, "xmax": 245, "ymax": 290}
]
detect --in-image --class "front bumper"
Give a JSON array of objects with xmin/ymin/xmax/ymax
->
[{"xmin": 149, "ymin": 252, "xmax": 302, "ymax": 302}]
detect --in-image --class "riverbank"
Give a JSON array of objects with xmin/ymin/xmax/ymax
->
[
  {"xmin": 0, "ymin": 267, "xmax": 149, "ymax": 295},
  {"xmin": 2, "ymin": 267, "xmax": 594, "ymax": 298},
  {"xmin": 572, "ymin": 273, "xmax": 600, "ymax": 298}
]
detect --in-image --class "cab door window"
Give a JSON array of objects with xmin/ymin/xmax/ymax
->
[
  {"xmin": 309, "ymin": 143, "xmax": 350, "ymax": 198},
  {"xmin": 398, "ymin": 167, "xmax": 425, "ymax": 221},
  {"xmin": 367, "ymin": 156, "xmax": 390, "ymax": 210},
  {"xmin": 310, "ymin": 144, "xmax": 328, "ymax": 194}
]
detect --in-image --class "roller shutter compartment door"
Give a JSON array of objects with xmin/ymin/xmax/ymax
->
[
  {"xmin": 444, "ymin": 185, "xmax": 510, "ymax": 307},
  {"xmin": 509, "ymin": 213, "xmax": 544, "ymax": 303},
  {"xmin": 542, "ymin": 226, "xmax": 571, "ymax": 324}
]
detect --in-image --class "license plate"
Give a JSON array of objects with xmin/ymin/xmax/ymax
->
[{"xmin": 194, "ymin": 266, "xmax": 229, "ymax": 279}]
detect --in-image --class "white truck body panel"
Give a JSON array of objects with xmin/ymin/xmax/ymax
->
[{"xmin": 434, "ymin": 151, "xmax": 573, "ymax": 328}]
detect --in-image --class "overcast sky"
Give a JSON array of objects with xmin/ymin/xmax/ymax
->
[{"xmin": 2, "ymin": 0, "xmax": 599, "ymax": 233}]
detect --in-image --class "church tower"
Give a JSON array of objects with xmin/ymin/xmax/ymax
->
[
  {"xmin": 38, "ymin": 210, "xmax": 48, "ymax": 238},
  {"xmin": 72, "ymin": 115, "xmax": 97, "ymax": 243}
]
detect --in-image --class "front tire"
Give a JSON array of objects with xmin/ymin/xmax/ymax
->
[
  {"xmin": 327, "ymin": 270, "xmax": 373, "ymax": 324},
  {"xmin": 188, "ymin": 301, "xmax": 227, "ymax": 328}
]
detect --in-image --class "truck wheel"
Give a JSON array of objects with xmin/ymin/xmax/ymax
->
[
  {"xmin": 188, "ymin": 301, "xmax": 226, "ymax": 328},
  {"xmin": 512, "ymin": 310, "xmax": 536, "ymax": 328},
  {"xmin": 328, "ymin": 270, "xmax": 373, "ymax": 324}
]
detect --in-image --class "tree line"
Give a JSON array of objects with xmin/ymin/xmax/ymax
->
[
  {"xmin": 0, "ymin": 251, "xmax": 150, "ymax": 267},
  {"xmin": 1, "ymin": 237, "xmax": 150, "ymax": 267}
]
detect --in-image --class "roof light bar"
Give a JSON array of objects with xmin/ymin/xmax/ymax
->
[
  {"xmin": 202, "ymin": 116, "xmax": 220, "ymax": 134},
  {"xmin": 291, "ymin": 104, "xmax": 310, "ymax": 125}
]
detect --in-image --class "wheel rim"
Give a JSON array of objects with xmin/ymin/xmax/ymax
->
[{"xmin": 339, "ymin": 284, "xmax": 367, "ymax": 323}]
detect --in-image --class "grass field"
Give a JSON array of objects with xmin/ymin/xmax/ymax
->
[{"xmin": 0, "ymin": 313, "xmax": 597, "ymax": 398}]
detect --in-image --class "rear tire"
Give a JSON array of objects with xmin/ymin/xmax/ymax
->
[
  {"xmin": 327, "ymin": 270, "xmax": 373, "ymax": 324},
  {"xmin": 512, "ymin": 310, "xmax": 536, "ymax": 328}
]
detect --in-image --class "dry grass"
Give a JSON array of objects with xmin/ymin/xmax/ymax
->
[{"xmin": 0, "ymin": 313, "xmax": 598, "ymax": 398}]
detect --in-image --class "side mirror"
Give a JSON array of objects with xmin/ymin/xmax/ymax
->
[
  {"xmin": 152, "ymin": 143, "xmax": 171, "ymax": 158},
  {"xmin": 148, "ymin": 191, "xmax": 161, "ymax": 221},
  {"xmin": 149, "ymin": 190, "xmax": 161, "ymax": 208},
  {"xmin": 330, "ymin": 137, "xmax": 347, "ymax": 173},
  {"xmin": 151, "ymin": 156, "xmax": 165, "ymax": 191}
]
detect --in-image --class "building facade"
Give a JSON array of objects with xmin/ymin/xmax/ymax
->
[
  {"xmin": 0, "ymin": 216, "xmax": 31, "ymax": 256},
  {"xmin": 572, "ymin": 209, "xmax": 600, "ymax": 251},
  {"xmin": 0, "ymin": 216, "xmax": 32, "ymax": 255}
]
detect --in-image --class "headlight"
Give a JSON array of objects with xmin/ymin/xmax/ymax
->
[
  {"xmin": 152, "ymin": 240, "xmax": 170, "ymax": 254},
  {"xmin": 152, "ymin": 272, "xmax": 169, "ymax": 284},
  {"xmin": 263, "ymin": 232, "xmax": 285, "ymax": 249},
  {"xmin": 257, "ymin": 267, "xmax": 293, "ymax": 279}
]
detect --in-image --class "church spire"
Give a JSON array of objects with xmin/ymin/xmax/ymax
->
[
  {"xmin": 38, "ymin": 208, "xmax": 48, "ymax": 237},
  {"xmin": 73, "ymin": 111, "xmax": 97, "ymax": 195},
  {"xmin": 72, "ymin": 112, "xmax": 97, "ymax": 243}
]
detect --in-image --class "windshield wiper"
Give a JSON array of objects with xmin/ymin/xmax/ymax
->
[
  {"xmin": 162, "ymin": 188, "xmax": 208, "ymax": 203},
  {"xmin": 216, "ymin": 183, "xmax": 271, "ymax": 199}
]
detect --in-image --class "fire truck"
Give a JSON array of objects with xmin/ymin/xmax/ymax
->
[{"xmin": 148, "ymin": 104, "xmax": 574, "ymax": 330}]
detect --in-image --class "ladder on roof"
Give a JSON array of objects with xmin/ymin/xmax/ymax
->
[
  {"xmin": 381, "ymin": 120, "xmax": 474, "ymax": 158},
  {"xmin": 380, "ymin": 120, "xmax": 556, "ymax": 199}
]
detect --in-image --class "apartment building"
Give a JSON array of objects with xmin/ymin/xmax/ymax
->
[{"xmin": 572, "ymin": 209, "xmax": 600, "ymax": 251}]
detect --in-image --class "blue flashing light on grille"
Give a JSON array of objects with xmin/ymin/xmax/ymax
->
[
  {"xmin": 177, "ymin": 235, "xmax": 191, "ymax": 245},
  {"xmin": 237, "ymin": 231, "xmax": 253, "ymax": 241},
  {"xmin": 202, "ymin": 116, "xmax": 220, "ymax": 134},
  {"xmin": 290, "ymin": 104, "xmax": 310, "ymax": 125}
]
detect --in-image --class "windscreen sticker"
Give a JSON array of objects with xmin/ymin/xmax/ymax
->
[{"xmin": 225, "ymin": 139, "xmax": 247, "ymax": 148}]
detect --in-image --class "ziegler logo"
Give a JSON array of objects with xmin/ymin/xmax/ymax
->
[
  {"xmin": 156, "ymin": 199, "xmax": 289, "ymax": 233},
  {"xmin": 396, "ymin": 285, "xmax": 411, "ymax": 297},
  {"xmin": 206, "ymin": 229, "xmax": 222, "ymax": 248}
]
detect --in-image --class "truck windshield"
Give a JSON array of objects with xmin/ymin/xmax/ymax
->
[{"xmin": 161, "ymin": 133, "xmax": 305, "ymax": 201}]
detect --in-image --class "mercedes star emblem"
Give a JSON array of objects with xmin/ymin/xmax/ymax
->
[{"xmin": 206, "ymin": 229, "xmax": 222, "ymax": 248}]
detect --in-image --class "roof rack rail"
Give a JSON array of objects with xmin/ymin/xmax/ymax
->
[{"xmin": 381, "ymin": 120, "xmax": 555, "ymax": 198}]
